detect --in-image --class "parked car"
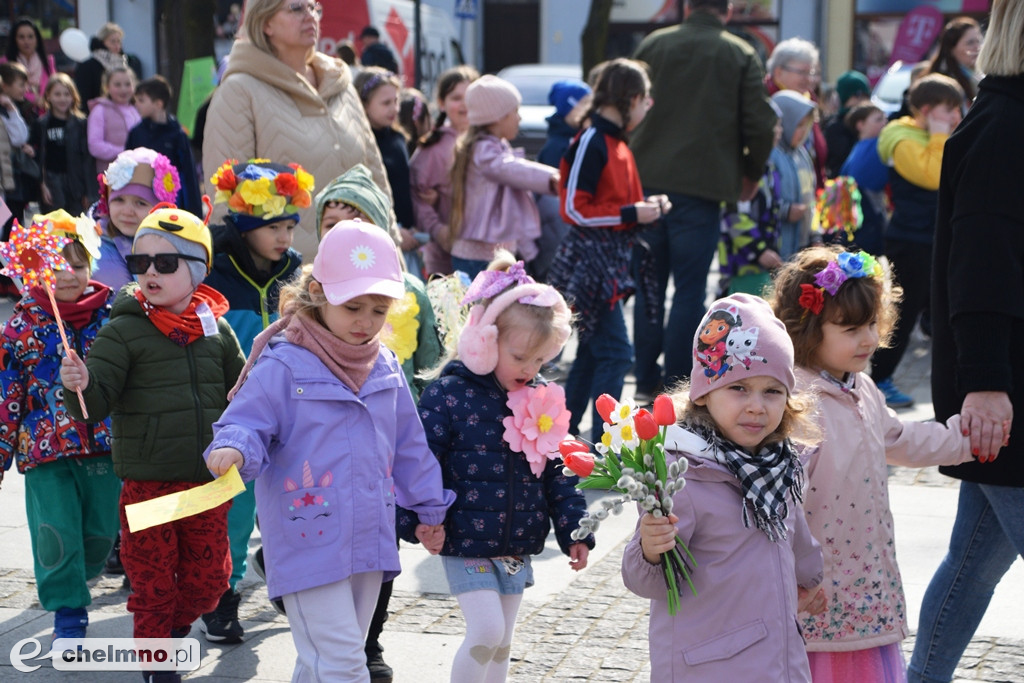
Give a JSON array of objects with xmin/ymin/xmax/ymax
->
[
  {"xmin": 871, "ymin": 61, "xmax": 914, "ymax": 118},
  {"xmin": 495, "ymin": 63, "xmax": 584, "ymax": 159}
]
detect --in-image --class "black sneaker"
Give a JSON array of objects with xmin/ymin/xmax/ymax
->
[
  {"xmin": 366, "ymin": 645, "xmax": 394, "ymax": 682},
  {"xmin": 199, "ymin": 588, "xmax": 243, "ymax": 644},
  {"xmin": 105, "ymin": 533, "xmax": 125, "ymax": 575},
  {"xmin": 251, "ymin": 547, "xmax": 286, "ymax": 616}
]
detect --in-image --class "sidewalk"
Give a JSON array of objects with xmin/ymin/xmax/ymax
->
[{"xmin": 2, "ymin": 303, "xmax": 1023, "ymax": 681}]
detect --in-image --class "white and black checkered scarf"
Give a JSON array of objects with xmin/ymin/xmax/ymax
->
[{"xmin": 690, "ymin": 424, "xmax": 804, "ymax": 542}]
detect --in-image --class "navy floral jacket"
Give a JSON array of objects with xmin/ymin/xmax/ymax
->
[{"xmin": 399, "ymin": 361, "xmax": 593, "ymax": 558}]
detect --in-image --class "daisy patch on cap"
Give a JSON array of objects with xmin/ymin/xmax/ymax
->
[{"xmin": 350, "ymin": 245, "xmax": 376, "ymax": 270}]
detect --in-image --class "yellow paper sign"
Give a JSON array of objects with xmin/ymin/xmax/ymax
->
[{"xmin": 125, "ymin": 465, "xmax": 245, "ymax": 533}]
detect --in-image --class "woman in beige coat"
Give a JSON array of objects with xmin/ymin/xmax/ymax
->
[{"xmin": 202, "ymin": 0, "xmax": 391, "ymax": 260}]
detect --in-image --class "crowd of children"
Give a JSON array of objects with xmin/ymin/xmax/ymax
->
[{"xmin": 0, "ymin": 40, "xmax": 996, "ymax": 683}]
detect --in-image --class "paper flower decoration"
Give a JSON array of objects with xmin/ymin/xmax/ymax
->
[
  {"xmin": 502, "ymin": 383, "xmax": 571, "ymax": 478},
  {"xmin": 381, "ymin": 291, "xmax": 420, "ymax": 364},
  {"xmin": 561, "ymin": 393, "xmax": 695, "ymax": 616},
  {"xmin": 211, "ymin": 159, "xmax": 313, "ymax": 219},
  {"xmin": 813, "ymin": 176, "xmax": 863, "ymax": 240},
  {"xmin": 151, "ymin": 154, "xmax": 182, "ymax": 204},
  {"xmin": 101, "ymin": 147, "xmax": 181, "ymax": 207},
  {"xmin": 34, "ymin": 209, "xmax": 103, "ymax": 261},
  {"xmin": 426, "ymin": 272, "xmax": 473, "ymax": 358},
  {"xmin": 0, "ymin": 219, "xmax": 71, "ymax": 291}
]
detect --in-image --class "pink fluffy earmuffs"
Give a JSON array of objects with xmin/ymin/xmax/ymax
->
[{"xmin": 457, "ymin": 283, "xmax": 571, "ymax": 375}]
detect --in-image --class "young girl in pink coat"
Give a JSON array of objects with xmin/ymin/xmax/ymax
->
[
  {"xmin": 448, "ymin": 75, "xmax": 559, "ymax": 280},
  {"xmin": 86, "ymin": 66, "xmax": 140, "ymax": 175},
  {"xmin": 770, "ymin": 246, "xmax": 987, "ymax": 682},
  {"xmin": 622, "ymin": 293, "xmax": 825, "ymax": 682}
]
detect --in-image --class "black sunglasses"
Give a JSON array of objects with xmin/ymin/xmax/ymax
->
[{"xmin": 126, "ymin": 253, "xmax": 206, "ymax": 275}]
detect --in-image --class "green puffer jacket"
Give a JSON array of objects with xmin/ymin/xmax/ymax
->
[{"xmin": 64, "ymin": 284, "xmax": 246, "ymax": 482}]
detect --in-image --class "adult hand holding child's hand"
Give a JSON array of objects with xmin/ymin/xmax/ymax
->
[
  {"xmin": 60, "ymin": 349, "xmax": 89, "ymax": 391},
  {"xmin": 207, "ymin": 447, "xmax": 244, "ymax": 477}
]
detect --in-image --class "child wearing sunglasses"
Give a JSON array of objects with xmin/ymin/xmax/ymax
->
[
  {"xmin": 92, "ymin": 147, "xmax": 182, "ymax": 292},
  {"xmin": 61, "ymin": 205, "xmax": 245, "ymax": 683}
]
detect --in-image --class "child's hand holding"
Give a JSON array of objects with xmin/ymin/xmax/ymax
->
[
  {"xmin": 60, "ymin": 349, "xmax": 90, "ymax": 391},
  {"xmin": 635, "ymin": 200, "xmax": 663, "ymax": 224},
  {"xmin": 207, "ymin": 447, "xmax": 244, "ymax": 477},
  {"xmin": 568, "ymin": 542, "xmax": 589, "ymax": 572},
  {"xmin": 639, "ymin": 511, "xmax": 680, "ymax": 564},
  {"xmin": 648, "ymin": 194, "xmax": 672, "ymax": 215},
  {"xmin": 788, "ymin": 204, "xmax": 808, "ymax": 222},
  {"xmin": 415, "ymin": 523, "xmax": 445, "ymax": 554},
  {"xmin": 798, "ymin": 586, "xmax": 827, "ymax": 615}
]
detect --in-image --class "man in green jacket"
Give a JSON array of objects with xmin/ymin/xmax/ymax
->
[{"xmin": 629, "ymin": 0, "xmax": 777, "ymax": 401}]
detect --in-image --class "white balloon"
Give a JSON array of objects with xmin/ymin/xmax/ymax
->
[{"xmin": 59, "ymin": 28, "xmax": 91, "ymax": 63}]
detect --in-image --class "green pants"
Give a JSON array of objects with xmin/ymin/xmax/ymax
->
[
  {"xmin": 227, "ymin": 479, "xmax": 257, "ymax": 590},
  {"xmin": 727, "ymin": 270, "xmax": 773, "ymax": 298},
  {"xmin": 24, "ymin": 456, "xmax": 121, "ymax": 610}
]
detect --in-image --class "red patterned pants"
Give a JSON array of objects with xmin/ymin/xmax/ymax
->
[{"xmin": 119, "ymin": 479, "xmax": 232, "ymax": 639}]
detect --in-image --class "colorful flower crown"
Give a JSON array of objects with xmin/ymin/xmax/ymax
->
[
  {"xmin": 103, "ymin": 149, "xmax": 180, "ymax": 204},
  {"xmin": 211, "ymin": 159, "xmax": 314, "ymax": 219},
  {"xmin": 798, "ymin": 251, "xmax": 882, "ymax": 316}
]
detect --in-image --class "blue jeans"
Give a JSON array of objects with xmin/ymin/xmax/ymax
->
[
  {"xmin": 451, "ymin": 256, "xmax": 489, "ymax": 282},
  {"xmin": 632, "ymin": 192, "xmax": 721, "ymax": 393},
  {"xmin": 565, "ymin": 301, "xmax": 633, "ymax": 444},
  {"xmin": 907, "ymin": 481, "xmax": 1024, "ymax": 683}
]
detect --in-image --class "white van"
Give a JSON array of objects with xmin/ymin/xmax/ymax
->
[{"xmin": 318, "ymin": 0, "xmax": 464, "ymax": 98}]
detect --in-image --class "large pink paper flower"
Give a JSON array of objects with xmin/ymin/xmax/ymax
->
[{"xmin": 503, "ymin": 384, "xmax": 571, "ymax": 478}]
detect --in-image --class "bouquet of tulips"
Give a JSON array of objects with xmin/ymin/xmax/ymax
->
[{"xmin": 560, "ymin": 394, "xmax": 697, "ymax": 615}]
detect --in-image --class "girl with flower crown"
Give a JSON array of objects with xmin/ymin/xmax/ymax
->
[
  {"xmin": 91, "ymin": 146, "xmax": 181, "ymax": 291},
  {"xmin": 401, "ymin": 252, "xmax": 593, "ymax": 682},
  {"xmin": 769, "ymin": 245, "xmax": 992, "ymax": 683},
  {"xmin": 198, "ymin": 158, "xmax": 308, "ymax": 644}
]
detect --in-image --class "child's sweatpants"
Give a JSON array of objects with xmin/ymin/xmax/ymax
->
[
  {"xmin": 119, "ymin": 479, "xmax": 231, "ymax": 638},
  {"xmin": 24, "ymin": 455, "xmax": 121, "ymax": 610},
  {"xmin": 283, "ymin": 571, "xmax": 383, "ymax": 682}
]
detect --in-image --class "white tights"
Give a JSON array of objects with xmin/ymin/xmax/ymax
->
[{"xmin": 450, "ymin": 589, "xmax": 524, "ymax": 683}]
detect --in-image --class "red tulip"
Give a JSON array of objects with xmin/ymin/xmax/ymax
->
[
  {"xmin": 558, "ymin": 440, "xmax": 589, "ymax": 458},
  {"xmin": 563, "ymin": 451, "xmax": 595, "ymax": 478},
  {"xmin": 634, "ymin": 409, "xmax": 659, "ymax": 440},
  {"xmin": 653, "ymin": 394, "xmax": 676, "ymax": 426},
  {"xmin": 595, "ymin": 394, "xmax": 617, "ymax": 424}
]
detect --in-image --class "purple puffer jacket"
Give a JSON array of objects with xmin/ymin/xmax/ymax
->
[{"xmin": 621, "ymin": 426, "xmax": 823, "ymax": 682}]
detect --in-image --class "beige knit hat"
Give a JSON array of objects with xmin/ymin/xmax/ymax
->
[{"xmin": 466, "ymin": 75, "xmax": 522, "ymax": 126}]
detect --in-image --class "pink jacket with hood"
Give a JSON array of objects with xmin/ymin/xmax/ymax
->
[
  {"xmin": 451, "ymin": 133, "xmax": 554, "ymax": 262},
  {"xmin": 794, "ymin": 367, "xmax": 972, "ymax": 651},
  {"xmin": 621, "ymin": 426, "xmax": 823, "ymax": 682}
]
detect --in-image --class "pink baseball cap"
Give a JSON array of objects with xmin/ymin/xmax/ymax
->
[{"xmin": 312, "ymin": 219, "xmax": 405, "ymax": 305}]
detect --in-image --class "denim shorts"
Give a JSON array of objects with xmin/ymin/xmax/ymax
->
[{"xmin": 442, "ymin": 555, "xmax": 535, "ymax": 596}]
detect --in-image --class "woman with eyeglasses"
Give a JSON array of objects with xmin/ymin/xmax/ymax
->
[
  {"xmin": 203, "ymin": 0, "xmax": 391, "ymax": 262},
  {"xmin": 765, "ymin": 37, "xmax": 828, "ymax": 188}
]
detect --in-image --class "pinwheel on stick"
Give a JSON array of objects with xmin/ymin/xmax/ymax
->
[{"xmin": 0, "ymin": 214, "xmax": 92, "ymax": 417}]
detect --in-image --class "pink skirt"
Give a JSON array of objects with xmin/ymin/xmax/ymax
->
[{"xmin": 808, "ymin": 643, "xmax": 907, "ymax": 683}]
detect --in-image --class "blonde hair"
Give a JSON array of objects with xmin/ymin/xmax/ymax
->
[
  {"xmin": 43, "ymin": 74, "xmax": 85, "ymax": 118},
  {"xmin": 244, "ymin": 0, "xmax": 315, "ymax": 62},
  {"xmin": 277, "ymin": 264, "xmax": 393, "ymax": 328},
  {"xmin": 101, "ymin": 65, "xmax": 135, "ymax": 98},
  {"xmin": 769, "ymin": 245, "xmax": 901, "ymax": 370},
  {"xmin": 978, "ymin": 0, "xmax": 1024, "ymax": 76},
  {"xmin": 421, "ymin": 250, "xmax": 573, "ymax": 380},
  {"xmin": 448, "ymin": 125, "xmax": 488, "ymax": 242},
  {"xmin": 96, "ymin": 23, "xmax": 124, "ymax": 43},
  {"xmin": 666, "ymin": 380, "xmax": 821, "ymax": 449}
]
